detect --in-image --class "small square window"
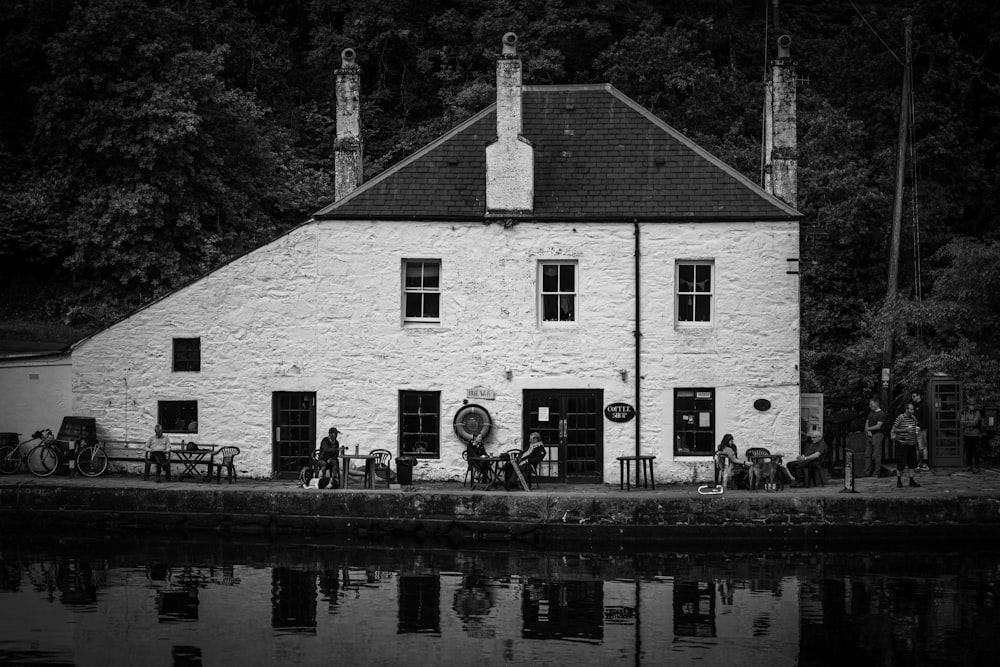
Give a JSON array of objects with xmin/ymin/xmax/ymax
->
[
  {"xmin": 159, "ymin": 401, "xmax": 198, "ymax": 434},
  {"xmin": 399, "ymin": 391, "xmax": 440, "ymax": 457},
  {"xmin": 674, "ymin": 388, "xmax": 714, "ymax": 456},
  {"xmin": 173, "ymin": 338, "xmax": 201, "ymax": 372},
  {"xmin": 540, "ymin": 261, "xmax": 577, "ymax": 323},
  {"xmin": 403, "ymin": 260, "xmax": 441, "ymax": 323},
  {"xmin": 676, "ymin": 262, "xmax": 714, "ymax": 324}
]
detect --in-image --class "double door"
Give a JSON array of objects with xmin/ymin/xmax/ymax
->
[
  {"xmin": 523, "ymin": 390, "xmax": 603, "ymax": 483},
  {"xmin": 272, "ymin": 392, "xmax": 316, "ymax": 479}
]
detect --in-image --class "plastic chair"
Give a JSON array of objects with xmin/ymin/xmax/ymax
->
[
  {"xmin": 368, "ymin": 448, "xmax": 393, "ymax": 488},
  {"xmin": 746, "ymin": 447, "xmax": 771, "ymax": 460},
  {"xmin": 214, "ymin": 446, "xmax": 240, "ymax": 483}
]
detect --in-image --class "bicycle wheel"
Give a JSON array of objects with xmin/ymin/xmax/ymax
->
[
  {"xmin": 76, "ymin": 446, "xmax": 108, "ymax": 477},
  {"xmin": 26, "ymin": 444, "xmax": 59, "ymax": 477},
  {"xmin": 0, "ymin": 444, "xmax": 22, "ymax": 475}
]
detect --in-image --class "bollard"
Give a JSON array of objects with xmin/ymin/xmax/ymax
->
[{"xmin": 841, "ymin": 449, "xmax": 857, "ymax": 493}]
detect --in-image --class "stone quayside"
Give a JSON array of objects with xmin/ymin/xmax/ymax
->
[{"xmin": 3, "ymin": 472, "xmax": 999, "ymax": 551}]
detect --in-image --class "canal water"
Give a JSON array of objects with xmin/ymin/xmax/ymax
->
[{"xmin": 1, "ymin": 534, "xmax": 998, "ymax": 666}]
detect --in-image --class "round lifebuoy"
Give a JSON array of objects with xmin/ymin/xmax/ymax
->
[{"xmin": 453, "ymin": 404, "xmax": 493, "ymax": 443}]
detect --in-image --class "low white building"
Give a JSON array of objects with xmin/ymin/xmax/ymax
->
[{"xmin": 25, "ymin": 35, "xmax": 803, "ymax": 484}]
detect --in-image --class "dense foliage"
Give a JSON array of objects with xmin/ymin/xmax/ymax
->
[{"xmin": 1, "ymin": 0, "xmax": 998, "ymax": 413}]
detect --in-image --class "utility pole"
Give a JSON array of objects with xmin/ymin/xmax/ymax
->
[{"xmin": 881, "ymin": 16, "xmax": 913, "ymax": 412}]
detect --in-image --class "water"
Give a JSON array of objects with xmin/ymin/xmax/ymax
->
[{"xmin": 1, "ymin": 534, "xmax": 998, "ymax": 666}]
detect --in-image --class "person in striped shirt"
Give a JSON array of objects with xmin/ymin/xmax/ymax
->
[{"xmin": 891, "ymin": 402, "xmax": 921, "ymax": 488}]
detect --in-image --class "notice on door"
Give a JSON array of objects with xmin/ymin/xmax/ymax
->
[{"xmin": 538, "ymin": 407, "xmax": 550, "ymax": 422}]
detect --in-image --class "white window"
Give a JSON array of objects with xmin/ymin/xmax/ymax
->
[
  {"xmin": 676, "ymin": 261, "xmax": 714, "ymax": 324},
  {"xmin": 539, "ymin": 261, "xmax": 577, "ymax": 324},
  {"xmin": 403, "ymin": 260, "xmax": 440, "ymax": 323}
]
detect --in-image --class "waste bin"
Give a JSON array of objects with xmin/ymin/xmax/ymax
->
[{"xmin": 395, "ymin": 457, "xmax": 416, "ymax": 485}]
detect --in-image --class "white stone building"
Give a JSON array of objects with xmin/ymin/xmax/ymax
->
[{"xmin": 17, "ymin": 35, "xmax": 802, "ymax": 484}]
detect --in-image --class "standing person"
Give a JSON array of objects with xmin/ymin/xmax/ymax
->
[
  {"xmin": 788, "ymin": 433, "xmax": 828, "ymax": 487},
  {"xmin": 911, "ymin": 390, "xmax": 930, "ymax": 470},
  {"xmin": 318, "ymin": 428, "xmax": 341, "ymax": 480},
  {"xmin": 961, "ymin": 401, "xmax": 983, "ymax": 472},
  {"xmin": 891, "ymin": 402, "xmax": 921, "ymax": 488},
  {"xmin": 864, "ymin": 397, "xmax": 887, "ymax": 477},
  {"xmin": 144, "ymin": 424, "xmax": 172, "ymax": 482}
]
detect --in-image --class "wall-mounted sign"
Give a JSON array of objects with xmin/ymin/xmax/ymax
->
[
  {"xmin": 538, "ymin": 407, "xmax": 550, "ymax": 422},
  {"xmin": 467, "ymin": 387, "xmax": 495, "ymax": 400},
  {"xmin": 604, "ymin": 403, "xmax": 636, "ymax": 423}
]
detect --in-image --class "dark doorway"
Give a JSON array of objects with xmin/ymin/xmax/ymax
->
[
  {"xmin": 272, "ymin": 392, "xmax": 316, "ymax": 479},
  {"xmin": 523, "ymin": 389, "xmax": 603, "ymax": 483},
  {"xmin": 928, "ymin": 379, "xmax": 962, "ymax": 467}
]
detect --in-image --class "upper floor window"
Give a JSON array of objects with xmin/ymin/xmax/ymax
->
[
  {"xmin": 403, "ymin": 260, "xmax": 440, "ymax": 323},
  {"xmin": 676, "ymin": 261, "xmax": 713, "ymax": 324},
  {"xmin": 172, "ymin": 338, "xmax": 201, "ymax": 372},
  {"xmin": 540, "ymin": 261, "xmax": 577, "ymax": 324}
]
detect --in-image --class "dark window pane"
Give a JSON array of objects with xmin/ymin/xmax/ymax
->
[
  {"xmin": 542, "ymin": 294, "xmax": 559, "ymax": 321},
  {"xmin": 173, "ymin": 338, "xmax": 201, "ymax": 372},
  {"xmin": 559, "ymin": 295, "xmax": 575, "ymax": 321},
  {"xmin": 679, "ymin": 296, "xmax": 694, "ymax": 321},
  {"xmin": 158, "ymin": 401, "xmax": 198, "ymax": 434},
  {"xmin": 405, "ymin": 294, "xmax": 423, "ymax": 318},
  {"xmin": 422, "ymin": 263, "xmax": 439, "ymax": 289},
  {"xmin": 405, "ymin": 263, "xmax": 422, "ymax": 288},
  {"xmin": 400, "ymin": 391, "xmax": 440, "ymax": 456},
  {"xmin": 423, "ymin": 293, "xmax": 440, "ymax": 319},
  {"xmin": 678, "ymin": 264, "xmax": 694, "ymax": 291},
  {"xmin": 542, "ymin": 265, "xmax": 558, "ymax": 292},
  {"xmin": 695, "ymin": 265, "xmax": 712, "ymax": 292},
  {"xmin": 694, "ymin": 295, "xmax": 711, "ymax": 321},
  {"xmin": 559, "ymin": 265, "xmax": 575, "ymax": 292}
]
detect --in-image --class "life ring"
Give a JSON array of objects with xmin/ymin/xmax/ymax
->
[{"xmin": 453, "ymin": 404, "xmax": 493, "ymax": 443}]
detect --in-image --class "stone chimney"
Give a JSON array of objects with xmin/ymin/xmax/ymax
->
[
  {"xmin": 764, "ymin": 34, "xmax": 796, "ymax": 208},
  {"xmin": 485, "ymin": 32, "xmax": 534, "ymax": 215},
  {"xmin": 335, "ymin": 47, "xmax": 362, "ymax": 201}
]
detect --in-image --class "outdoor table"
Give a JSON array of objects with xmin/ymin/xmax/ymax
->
[
  {"xmin": 471, "ymin": 456, "xmax": 506, "ymax": 491},
  {"xmin": 340, "ymin": 454, "xmax": 376, "ymax": 489},
  {"xmin": 171, "ymin": 446, "xmax": 218, "ymax": 480},
  {"xmin": 617, "ymin": 455, "xmax": 656, "ymax": 491},
  {"xmin": 747, "ymin": 453, "xmax": 784, "ymax": 466}
]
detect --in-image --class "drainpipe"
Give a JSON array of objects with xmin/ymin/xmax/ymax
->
[{"xmin": 634, "ymin": 221, "xmax": 641, "ymax": 457}]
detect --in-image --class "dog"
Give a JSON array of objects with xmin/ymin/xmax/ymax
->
[{"xmin": 748, "ymin": 460, "xmax": 784, "ymax": 491}]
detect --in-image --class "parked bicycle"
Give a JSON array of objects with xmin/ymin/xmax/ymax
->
[{"xmin": 0, "ymin": 429, "xmax": 108, "ymax": 478}]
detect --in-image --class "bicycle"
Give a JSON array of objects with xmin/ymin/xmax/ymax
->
[{"xmin": 0, "ymin": 429, "xmax": 108, "ymax": 478}]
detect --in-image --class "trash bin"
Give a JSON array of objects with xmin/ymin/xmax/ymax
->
[{"xmin": 395, "ymin": 457, "xmax": 416, "ymax": 485}]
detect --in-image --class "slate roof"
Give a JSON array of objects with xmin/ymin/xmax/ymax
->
[{"xmin": 315, "ymin": 84, "xmax": 798, "ymax": 221}]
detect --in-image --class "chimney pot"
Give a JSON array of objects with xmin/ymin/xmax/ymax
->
[
  {"xmin": 502, "ymin": 32, "xmax": 518, "ymax": 55},
  {"xmin": 777, "ymin": 34, "xmax": 791, "ymax": 59},
  {"xmin": 341, "ymin": 47, "xmax": 356, "ymax": 66}
]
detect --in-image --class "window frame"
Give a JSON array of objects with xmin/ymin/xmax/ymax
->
[
  {"xmin": 158, "ymin": 400, "xmax": 199, "ymax": 435},
  {"xmin": 673, "ymin": 388, "xmax": 715, "ymax": 457},
  {"xmin": 172, "ymin": 338, "xmax": 201, "ymax": 372},
  {"xmin": 402, "ymin": 259, "xmax": 442, "ymax": 324},
  {"xmin": 538, "ymin": 260, "xmax": 578, "ymax": 326},
  {"xmin": 675, "ymin": 260, "xmax": 714, "ymax": 326},
  {"xmin": 398, "ymin": 390, "xmax": 441, "ymax": 458}
]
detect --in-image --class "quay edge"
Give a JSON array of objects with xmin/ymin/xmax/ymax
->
[{"xmin": 3, "ymin": 483, "xmax": 1000, "ymax": 551}]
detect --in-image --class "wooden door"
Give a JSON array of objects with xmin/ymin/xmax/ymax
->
[
  {"xmin": 272, "ymin": 392, "xmax": 316, "ymax": 479},
  {"xmin": 523, "ymin": 389, "xmax": 603, "ymax": 483}
]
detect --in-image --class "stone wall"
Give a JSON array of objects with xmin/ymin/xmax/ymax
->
[{"xmin": 72, "ymin": 218, "xmax": 799, "ymax": 482}]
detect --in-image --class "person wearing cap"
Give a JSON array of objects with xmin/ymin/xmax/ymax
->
[{"xmin": 318, "ymin": 428, "xmax": 341, "ymax": 480}]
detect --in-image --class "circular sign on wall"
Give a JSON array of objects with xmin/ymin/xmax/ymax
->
[
  {"xmin": 604, "ymin": 403, "xmax": 636, "ymax": 423},
  {"xmin": 754, "ymin": 398, "xmax": 772, "ymax": 412},
  {"xmin": 453, "ymin": 404, "xmax": 493, "ymax": 443}
]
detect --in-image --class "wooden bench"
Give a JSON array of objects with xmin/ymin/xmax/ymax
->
[{"xmin": 102, "ymin": 440, "xmax": 221, "ymax": 480}]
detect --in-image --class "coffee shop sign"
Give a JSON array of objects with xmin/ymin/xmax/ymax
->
[{"xmin": 604, "ymin": 403, "xmax": 636, "ymax": 423}]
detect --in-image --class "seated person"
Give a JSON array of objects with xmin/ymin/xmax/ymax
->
[
  {"xmin": 788, "ymin": 433, "xmax": 828, "ymax": 487},
  {"xmin": 714, "ymin": 434, "xmax": 747, "ymax": 488},
  {"xmin": 467, "ymin": 433, "xmax": 491, "ymax": 482},
  {"xmin": 504, "ymin": 432, "xmax": 546, "ymax": 490},
  {"xmin": 317, "ymin": 428, "xmax": 341, "ymax": 480}
]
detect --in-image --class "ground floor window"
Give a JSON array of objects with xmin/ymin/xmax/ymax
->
[
  {"xmin": 674, "ymin": 388, "xmax": 714, "ymax": 455},
  {"xmin": 159, "ymin": 400, "xmax": 198, "ymax": 434},
  {"xmin": 399, "ymin": 391, "xmax": 440, "ymax": 457}
]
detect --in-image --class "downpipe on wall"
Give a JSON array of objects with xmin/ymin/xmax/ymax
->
[{"xmin": 634, "ymin": 221, "xmax": 641, "ymax": 458}]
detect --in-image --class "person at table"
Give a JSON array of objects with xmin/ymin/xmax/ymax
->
[
  {"xmin": 467, "ymin": 432, "xmax": 491, "ymax": 483},
  {"xmin": 317, "ymin": 428, "xmax": 341, "ymax": 481},
  {"xmin": 144, "ymin": 424, "xmax": 172, "ymax": 482},
  {"xmin": 504, "ymin": 432, "xmax": 546, "ymax": 490},
  {"xmin": 788, "ymin": 433, "xmax": 828, "ymax": 487},
  {"xmin": 714, "ymin": 434, "xmax": 748, "ymax": 488}
]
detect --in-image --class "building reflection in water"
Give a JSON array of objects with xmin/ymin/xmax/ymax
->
[{"xmin": 1, "ymin": 545, "xmax": 999, "ymax": 665}]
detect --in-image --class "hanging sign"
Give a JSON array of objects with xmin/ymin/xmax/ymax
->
[{"xmin": 604, "ymin": 403, "xmax": 636, "ymax": 423}]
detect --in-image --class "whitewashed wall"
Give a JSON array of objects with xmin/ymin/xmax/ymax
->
[
  {"xmin": 0, "ymin": 356, "xmax": 73, "ymax": 441},
  {"xmin": 71, "ymin": 218, "xmax": 799, "ymax": 483}
]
